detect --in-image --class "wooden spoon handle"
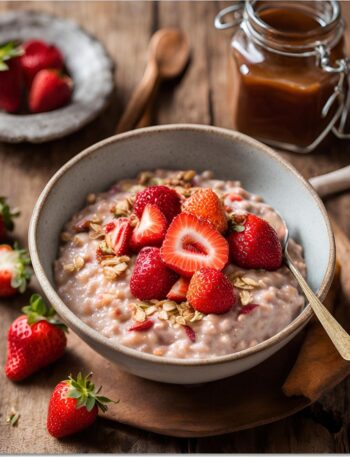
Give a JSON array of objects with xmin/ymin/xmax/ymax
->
[{"xmin": 117, "ymin": 60, "xmax": 159, "ymax": 133}]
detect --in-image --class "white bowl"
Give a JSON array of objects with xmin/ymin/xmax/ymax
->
[{"xmin": 29, "ymin": 125, "xmax": 335, "ymax": 384}]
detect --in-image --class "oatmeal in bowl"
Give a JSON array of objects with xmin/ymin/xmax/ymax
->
[{"xmin": 54, "ymin": 169, "xmax": 306, "ymax": 360}]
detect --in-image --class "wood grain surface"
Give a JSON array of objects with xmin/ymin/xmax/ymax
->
[{"xmin": 1, "ymin": 1, "xmax": 350, "ymax": 453}]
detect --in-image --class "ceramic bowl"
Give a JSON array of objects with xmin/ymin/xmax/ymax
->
[
  {"xmin": 29, "ymin": 125, "xmax": 335, "ymax": 384},
  {"xmin": 0, "ymin": 10, "xmax": 114, "ymax": 143}
]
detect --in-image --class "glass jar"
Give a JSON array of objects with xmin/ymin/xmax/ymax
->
[{"xmin": 215, "ymin": 0, "xmax": 350, "ymax": 153}]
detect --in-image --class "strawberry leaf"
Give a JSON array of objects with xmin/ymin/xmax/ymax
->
[
  {"xmin": 233, "ymin": 225, "xmax": 245, "ymax": 232},
  {"xmin": 22, "ymin": 293, "xmax": 68, "ymax": 331},
  {"xmin": 10, "ymin": 244, "xmax": 32, "ymax": 293},
  {"xmin": 0, "ymin": 42, "xmax": 23, "ymax": 72},
  {"xmin": 0, "ymin": 196, "xmax": 20, "ymax": 231},
  {"xmin": 66, "ymin": 372, "xmax": 116, "ymax": 413}
]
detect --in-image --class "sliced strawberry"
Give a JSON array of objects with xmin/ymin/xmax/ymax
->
[
  {"xmin": 239, "ymin": 304, "xmax": 259, "ymax": 315},
  {"xmin": 105, "ymin": 218, "xmax": 132, "ymax": 256},
  {"xmin": 130, "ymin": 204, "xmax": 167, "ymax": 251},
  {"xmin": 129, "ymin": 320, "xmax": 154, "ymax": 332},
  {"xmin": 160, "ymin": 213, "xmax": 229, "ymax": 277},
  {"xmin": 183, "ymin": 325, "xmax": 196, "ymax": 343},
  {"xmin": 166, "ymin": 277, "xmax": 189, "ymax": 302}
]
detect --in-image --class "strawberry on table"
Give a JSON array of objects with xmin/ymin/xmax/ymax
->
[
  {"xmin": 130, "ymin": 246, "xmax": 178, "ymax": 300},
  {"xmin": 160, "ymin": 212, "xmax": 229, "ymax": 277},
  {"xmin": 228, "ymin": 213, "xmax": 283, "ymax": 270},
  {"xmin": 20, "ymin": 39, "xmax": 64, "ymax": 87},
  {"xmin": 166, "ymin": 276, "xmax": 189, "ymax": 302},
  {"xmin": 0, "ymin": 244, "xmax": 32, "ymax": 297},
  {"xmin": 183, "ymin": 188, "xmax": 228, "ymax": 233},
  {"xmin": 104, "ymin": 217, "xmax": 132, "ymax": 256},
  {"xmin": 130, "ymin": 204, "xmax": 167, "ymax": 251},
  {"xmin": 0, "ymin": 196, "xmax": 19, "ymax": 241},
  {"xmin": 187, "ymin": 267, "xmax": 237, "ymax": 314},
  {"xmin": 0, "ymin": 42, "xmax": 24, "ymax": 113},
  {"xmin": 133, "ymin": 185, "xmax": 181, "ymax": 224},
  {"xmin": 29, "ymin": 69, "xmax": 72, "ymax": 113},
  {"xmin": 5, "ymin": 294, "xmax": 67, "ymax": 381},
  {"xmin": 47, "ymin": 372, "xmax": 114, "ymax": 438}
]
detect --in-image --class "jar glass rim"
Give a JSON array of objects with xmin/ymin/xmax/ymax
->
[{"xmin": 245, "ymin": 0, "xmax": 341, "ymax": 40}]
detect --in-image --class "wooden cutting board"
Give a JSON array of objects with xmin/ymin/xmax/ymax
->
[{"xmin": 43, "ymin": 218, "xmax": 349, "ymax": 438}]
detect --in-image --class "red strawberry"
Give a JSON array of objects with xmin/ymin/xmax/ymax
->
[
  {"xmin": 20, "ymin": 39, "xmax": 64, "ymax": 87},
  {"xmin": 133, "ymin": 186, "xmax": 181, "ymax": 223},
  {"xmin": 130, "ymin": 247, "xmax": 178, "ymax": 300},
  {"xmin": 5, "ymin": 294, "xmax": 67, "ymax": 381},
  {"xmin": 0, "ymin": 42, "xmax": 23, "ymax": 113},
  {"xmin": 239, "ymin": 304, "xmax": 259, "ymax": 315},
  {"xmin": 187, "ymin": 268, "xmax": 237, "ymax": 314},
  {"xmin": 183, "ymin": 188, "xmax": 228, "ymax": 233},
  {"xmin": 166, "ymin": 276, "xmax": 189, "ymax": 302},
  {"xmin": 160, "ymin": 213, "xmax": 229, "ymax": 277},
  {"xmin": 130, "ymin": 204, "xmax": 167, "ymax": 251},
  {"xmin": 104, "ymin": 218, "xmax": 132, "ymax": 256},
  {"xmin": 228, "ymin": 214, "xmax": 282, "ymax": 270},
  {"xmin": 0, "ymin": 244, "xmax": 32, "ymax": 297},
  {"xmin": 29, "ymin": 69, "xmax": 72, "ymax": 113},
  {"xmin": 0, "ymin": 197, "xmax": 19, "ymax": 241},
  {"xmin": 47, "ymin": 372, "xmax": 113, "ymax": 438}
]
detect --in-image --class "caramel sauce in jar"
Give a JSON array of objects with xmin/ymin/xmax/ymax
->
[{"xmin": 230, "ymin": 1, "xmax": 346, "ymax": 152}]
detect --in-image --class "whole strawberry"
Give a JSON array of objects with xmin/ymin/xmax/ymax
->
[
  {"xmin": 47, "ymin": 372, "xmax": 113, "ymax": 438},
  {"xmin": 0, "ymin": 244, "xmax": 32, "ymax": 296},
  {"xmin": 183, "ymin": 188, "xmax": 228, "ymax": 233},
  {"xmin": 29, "ymin": 69, "xmax": 72, "ymax": 113},
  {"xmin": 5, "ymin": 294, "xmax": 67, "ymax": 381},
  {"xmin": 0, "ymin": 197, "xmax": 19, "ymax": 241},
  {"xmin": 228, "ymin": 213, "xmax": 282, "ymax": 270},
  {"xmin": 0, "ymin": 42, "xmax": 24, "ymax": 113},
  {"xmin": 130, "ymin": 246, "xmax": 178, "ymax": 300},
  {"xmin": 187, "ymin": 267, "xmax": 237, "ymax": 314},
  {"xmin": 20, "ymin": 39, "xmax": 64, "ymax": 87},
  {"xmin": 133, "ymin": 185, "xmax": 181, "ymax": 224}
]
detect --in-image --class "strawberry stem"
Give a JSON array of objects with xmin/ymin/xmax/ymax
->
[
  {"xmin": 0, "ymin": 42, "xmax": 24, "ymax": 71},
  {"xmin": 0, "ymin": 196, "xmax": 20, "ymax": 231},
  {"xmin": 22, "ymin": 293, "xmax": 68, "ymax": 331},
  {"xmin": 66, "ymin": 372, "xmax": 116, "ymax": 413}
]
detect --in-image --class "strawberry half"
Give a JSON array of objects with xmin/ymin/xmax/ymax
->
[
  {"xmin": 29, "ymin": 69, "xmax": 72, "ymax": 113},
  {"xmin": 5, "ymin": 294, "xmax": 67, "ymax": 381},
  {"xmin": 104, "ymin": 218, "xmax": 132, "ymax": 256},
  {"xmin": 0, "ymin": 244, "xmax": 32, "ymax": 297},
  {"xmin": 160, "ymin": 213, "xmax": 229, "ymax": 277},
  {"xmin": 130, "ymin": 204, "xmax": 167, "ymax": 251},
  {"xmin": 166, "ymin": 276, "xmax": 190, "ymax": 302},
  {"xmin": 47, "ymin": 372, "xmax": 114, "ymax": 438}
]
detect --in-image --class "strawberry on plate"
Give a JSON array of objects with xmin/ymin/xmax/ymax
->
[
  {"xmin": 130, "ymin": 246, "xmax": 178, "ymax": 300},
  {"xmin": 187, "ymin": 267, "xmax": 237, "ymax": 314},
  {"xmin": 5, "ymin": 294, "xmax": 67, "ymax": 381},
  {"xmin": 130, "ymin": 204, "xmax": 167, "ymax": 251},
  {"xmin": 0, "ymin": 42, "xmax": 24, "ymax": 113},
  {"xmin": 183, "ymin": 188, "xmax": 228, "ymax": 233},
  {"xmin": 160, "ymin": 213, "xmax": 229, "ymax": 277},
  {"xmin": 104, "ymin": 217, "xmax": 132, "ymax": 256},
  {"xmin": 133, "ymin": 185, "xmax": 181, "ymax": 223},
  {"xmin": 29, "ymin": 69, "xmax": 72, "ymax": 113},
  {"xmin": 20, "ymin": 39, "xmax": 64, "ymax": 87},
  {"xmin": 0, "ymin": 244, "xmax": 32, "ymax": 297},
  {"xmin": 228, "ymin": 213, "xmax": 282, "ymax": 270},
  {"xmin": 47, "ymin": 372, "xmax": 114, "ymax": 438},
  {"xmin": 166, "ymin": 276, "xmax": 189, "ymax": 302},
  {"xmin": 0, "ymin": 197, "xmax": 19, "ymax": 241}
]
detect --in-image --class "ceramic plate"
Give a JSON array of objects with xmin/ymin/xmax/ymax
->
[{"xmin": 0, "ymin": 10, "xmax": 114, "ymax": 143}]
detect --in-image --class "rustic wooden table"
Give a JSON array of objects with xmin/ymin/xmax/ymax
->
[{"xmin": 1, "ymin": 1, "xmax": 350, "ymax": 453}]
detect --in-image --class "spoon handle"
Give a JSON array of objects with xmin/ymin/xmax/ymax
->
[
  {"xmin": 309, "ymin": 165, "xmax": 350, "ymax": 198},
  {"xmin": 117, "ymin": 60, "xmax": 159, "ymax": 134},
  {"xmin": 285, "ymin": 250, "xmax": 350, "ymax": 361}
]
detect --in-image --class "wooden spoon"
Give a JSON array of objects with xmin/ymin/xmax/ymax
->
[{"xmin": 116, "ymin": 28, "xmax": 190, "ymax": 133}]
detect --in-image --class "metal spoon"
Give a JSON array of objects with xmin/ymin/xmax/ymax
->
[{"xmin": 278, "ymin": 213, "xmax": 350, "ymax": 361}]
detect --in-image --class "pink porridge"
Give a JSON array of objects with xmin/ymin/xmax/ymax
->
[{"xmin": 54, "ymin": 170, "xmax": 306, "ymax": 359}]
